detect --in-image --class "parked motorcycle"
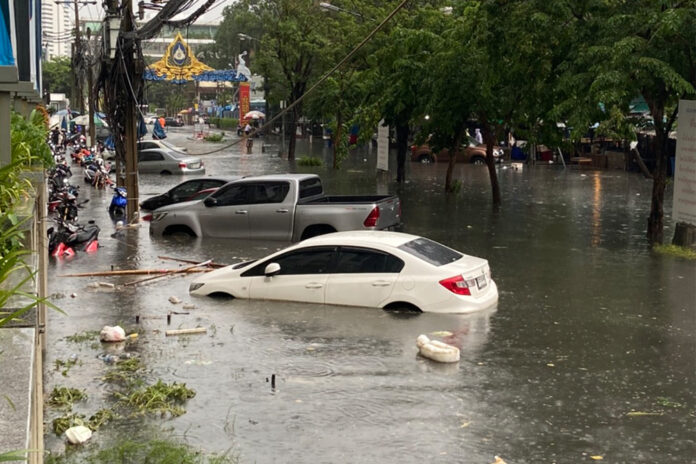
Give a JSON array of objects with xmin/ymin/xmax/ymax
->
[
  {"xmin": 109, "ymin": 187, "xmax": 127, "ymax": 220},
  {"xmin": 48, "ymin": 219, "xmax": 100, "ymax": 257}
]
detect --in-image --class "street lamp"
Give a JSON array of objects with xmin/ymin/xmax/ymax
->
[
  {"xmin": 237, "ymin": 33, "xmax": 259, "ymax": 42},
  {"xmin": 319, "ymin": 2, "xmax": 374, "ymax": 21}
]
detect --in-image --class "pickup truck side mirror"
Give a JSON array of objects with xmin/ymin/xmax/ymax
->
[
  {"xmin": 204, "ymin": 197, "xmax": 218, "ymax": 207},
  {"xmin": 264, "ymin": 262, "xmax": 281, "ymax": 277}
]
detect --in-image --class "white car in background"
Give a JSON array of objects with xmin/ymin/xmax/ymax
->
[{"xmin": 189, "ymin": 231, "xmax": 498, "ymax": 314}]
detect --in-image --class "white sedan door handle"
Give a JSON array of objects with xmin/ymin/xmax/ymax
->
[
  {"xmin": 275, "ymin": 209, "xmax": 289, "ymax": 213},
  {"xmin": 372, "ymin": 280, "xmax": 392, "ymax": 287},
  {"xmin": 235, "ymin": 210, "xmax": 248, "ymax": 215},
  {"xmin": 305, "ymin": 282, "xmax": 324, "ymax": 289}
]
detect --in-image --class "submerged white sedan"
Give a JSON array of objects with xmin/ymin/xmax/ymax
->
[{"xmin": 189, "ymin": 231, "xmax": 498, "ymax": 314}]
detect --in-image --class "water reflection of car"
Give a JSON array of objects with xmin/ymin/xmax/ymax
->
[
  {"xmin": 411, "ymin": 136, "xmax": 504, "ymax": 164},
  {"xmin": 188, "ymin": 230, "xmax": 498, "ymax": 314},
  {"xmin": 140, "ymin": 177, "xmax": 237, "ymax": 210},
  {"xmin": 137, "ymin": 149, "xmax": 205, "ymax": 175}
]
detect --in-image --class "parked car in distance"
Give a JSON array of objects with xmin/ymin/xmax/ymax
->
[
  {"xmin": 411, "ymin": 136, "xmax": 504, "ymax": 165},
  {"xmin": 137, "ymin": 149, "xmax": 205, "ymax": 175},
  {"xmin": 188, "ymin": 230, "xmax": 498, "ymax": 314},
  {"xmin": 140, "ymin": 177, "xmax": 237, "ymax": 210},
  {"xmin": 144, "ymin": 114, "xmax": 158, "ymax": 124},
  {"xmin": 165, "ymin": 116, "xmax": 185, "ymax": 127},
  {"xmin": 137, "ymin": 139, "xmax": 187, "ymax": 153},
  {"xmin": 149, "ymin": 173, "xmax": 401, "ymax": 241}
]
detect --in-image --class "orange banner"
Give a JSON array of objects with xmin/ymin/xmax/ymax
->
[{"xmin": 239, "ymin": 82, "xmax": 250, "ymax": 124}]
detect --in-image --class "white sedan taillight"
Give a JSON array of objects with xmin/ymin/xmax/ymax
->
[{"xmin": 439, "ymin": 275, "xmax": 471, "ymax": 296}]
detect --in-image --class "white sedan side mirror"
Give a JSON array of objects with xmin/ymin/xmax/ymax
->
[{"xmin": 264, "ymin": 262, "xmax": 281, "ymax": 277}]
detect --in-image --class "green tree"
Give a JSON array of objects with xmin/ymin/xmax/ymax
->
[
  {"xmin": 368, "ymin": 10, "xmax": 440, "ymax": 183},
  {"xmin": 42, "ymin": 57, "xmax": 72, "ymax": 102},
  {"xmin": 554, "ymin": 0, "xmax": 696, "ymax": 245}
]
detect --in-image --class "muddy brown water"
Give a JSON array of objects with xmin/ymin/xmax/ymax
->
[{"xmin": 43, "ymin": 129, "xmax": 695, "ymax": 463}]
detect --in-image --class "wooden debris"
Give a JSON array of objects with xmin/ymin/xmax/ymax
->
[
  {"xmin": 122, "ymin": 260, "xmax": 212, "ymax": 287},
  {"xmin": 165, "ymin": 327, "xmax": 207, "ymax": 336},
  {"xmin": 60, "ymin": 268, "xmax": 210, "ymax": 277},
  {"xmin": 158, "ymin": 255, "xmax": 227, "ymax": 268}
]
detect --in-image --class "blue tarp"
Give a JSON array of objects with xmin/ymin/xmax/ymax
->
[
  {"xmin": 153, "ymin": 119, "xmax": 166, "ymax": 140},
  {"xmin": 0, "ymin": 0, "xmax": 13, "ymax": 66}
]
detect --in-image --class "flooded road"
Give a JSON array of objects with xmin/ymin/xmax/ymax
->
[{"xmin": 44, "ymin": 129, "xmax": 695, "ymax": 463}]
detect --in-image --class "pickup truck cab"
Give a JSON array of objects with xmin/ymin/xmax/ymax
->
[{"xmin": 149, "ymin": 174, "xmax": 401, "ymax": 241}]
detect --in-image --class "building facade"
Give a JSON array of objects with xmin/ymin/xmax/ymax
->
[{"xmin": 41, "ymin": 1, "xmax": 73, "ymax": 59}]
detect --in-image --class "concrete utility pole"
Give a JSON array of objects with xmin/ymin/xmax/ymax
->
[
  {"xmin": 86, "ymin": 27, "xmax": 95, "ymax": 147},
  {"xmin": 55, "ymin": 0, "xmax": 97, "ymax": 114},
  {"xmin": 122, "ymin": 0, "xmax": 140, "ymax": 222}
]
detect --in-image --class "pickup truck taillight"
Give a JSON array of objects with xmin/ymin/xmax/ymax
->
[{"xmin": 364, "ymin": 206, "xmax": 380, "ymax": 227}]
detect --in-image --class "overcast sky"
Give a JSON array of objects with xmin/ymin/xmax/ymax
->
[{"xmin": 81, "ymin": 0, "xmax": 235, "ymax": 24}]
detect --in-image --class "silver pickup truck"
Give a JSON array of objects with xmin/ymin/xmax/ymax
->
[{"xmin": 149, "ymin": 174, "xmax": 401, "ymax": 241}]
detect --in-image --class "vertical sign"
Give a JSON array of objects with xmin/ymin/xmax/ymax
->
[
  {"xmin": 377, "ymin": 120, "xmax": 389, "ymax": 171},
  {"xmin": 239, "ymin": 81, "xmax": 250, "ymax": 125},
  {"xmin": 673, "ymin": 100, "xmax": 696, "ymax": 226}
]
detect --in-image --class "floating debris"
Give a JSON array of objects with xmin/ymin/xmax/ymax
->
[
  {"xmin": 100, "ymin": 325, "xmax": 126, "ymax": 342},
  {"xmin": 65, "ymin": 425, "xmax": 92, "ymax": 445}
]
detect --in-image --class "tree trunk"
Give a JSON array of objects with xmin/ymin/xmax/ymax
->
[
  {"xmin": 395, "ymin": 123, "xmax": 409, "ymax": 183},
  {"xmin": 483, "ymin": 124, "xmax": 502, "ymax": 206},
  {"xmin": 445, "ymin": 130, "xmax": 464, "ymax": 193},
  {"xmin": 287, "ymin": 105, "xmax": 298, "ymax": 161},
  {"xmin": 333, "ymin": 109, "xmax": 343, "ymax": 169},
  {"xmin": 647, "ymin": 131, "xmax": 667, "ymax": 245},
  {"xmin": 646, "ymin": 100, "xmax": 669, "ymax": 246}
]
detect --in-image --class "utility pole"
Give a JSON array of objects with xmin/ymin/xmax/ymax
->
[
  {"xmin": 55, "ymin": 0, "xmax": 97, "ymax": 114},
  {"xmin": 122, "ymin": 0, "xmax": 140, "ymax": 223},
  {"xmin": 86, "ymin": 27, "xmax": 95, "ymax": 147}
]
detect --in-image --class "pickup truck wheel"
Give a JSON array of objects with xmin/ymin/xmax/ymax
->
[
  {"xmin": 470, "ymin": 156, "xmax": 485, "ymax": 165},
  {"xmin": 383, "ymin": 302, "xmax": 422, "ymax": 313},
  {"xmin": 301, "ymin": 225, "xmax": 337, "ymax": 240},
  {"xmin": 160, "ymin": 170, "xmax": 172, "ymax": 175},
  {"xmin": 418, "ymin": 154, "xmax": 435, "ymax": 164}
]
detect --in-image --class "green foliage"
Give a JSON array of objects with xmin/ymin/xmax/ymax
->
[
  {"xmin": 11, "ymin": 111, "xmax": 52, "ymax": 167},
  {"xmin": 52, "ymin": 413, "xmax": 87, "ymax": 435},
  {"xmin": 297, "ymin": 156, "xmax": 322, "ymax": 166},
  {"xmin": 204, "ymin": 133, "xmax": 224, "ymax": 142},
  {"xmin": 115, "ymin": 380, "xmax": 195, "ymax": 417},
  {"xmin": 47, "ymin": 387, "xmax": 87, "ymax": 410},
  {"xmin": 64, "ymin": 330, "xmax": 100, "ymax": 344},
  {"xmin": 54, "ymin": 357, "xmax": 79, "ymax": 377},
  {"xmin": 653, "ymin": 244, "xmax": 696, "ymax": 260},
  {"xmin": 42, "ymin": 57, "xmax": 72, "ymax": 99},
  {"xmin": 208, "ymin": 117, "xmax": 239, "ymax": 130},
  {"xmin": 45, "ymin": 438, "xmax": 237, "ymax": 464}
]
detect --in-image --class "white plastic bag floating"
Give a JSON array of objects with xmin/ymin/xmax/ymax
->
[
  {"xmin": 65, "ymin": 425, "xmax": 92, "ymax": 444},
  {"xmin": 416, "ymin": 334, "xmax": 460, "ymax": 363},
  {"xmin": 100, "ymin": 325, "xmax": 126, "ymax": 342}
]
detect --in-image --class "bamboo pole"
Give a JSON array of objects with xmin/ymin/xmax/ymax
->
[
  {"xmin": 157, "ymin": 255, "xmax": 228, "ymax": 268},
  {"xmin": 59, "ymin": 268, "xmax": 211, "ymax": 277},
  {"xmin": 165, "ymin": 327, "xmax": 207, "ymax": 336},
  {"xmin": 122, "ymin": 260, "xmax": 212, "ymax": 287}
]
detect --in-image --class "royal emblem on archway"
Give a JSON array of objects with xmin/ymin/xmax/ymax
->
[{"xmin": 146, "ymin": 32, "xmax": 214, "ymax": 83}]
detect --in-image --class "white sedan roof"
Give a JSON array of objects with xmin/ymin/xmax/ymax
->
[{"xmin": 299, "ymin": 230, "xmax": 423, "ymax": 250}]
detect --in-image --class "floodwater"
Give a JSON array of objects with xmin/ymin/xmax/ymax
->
[{"xmin": 44, "ymin": 128, "xmax": 695, "ymax": 463}]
